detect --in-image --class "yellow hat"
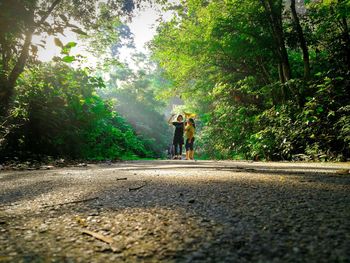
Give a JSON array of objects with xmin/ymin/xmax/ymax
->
[{"xmin": 184, "ymin": 112, "xmax": 197, "ymax": 119}]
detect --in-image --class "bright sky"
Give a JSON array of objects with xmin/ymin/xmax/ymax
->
[
  {"xmin": 118, "ymin": 8, "xmax": 161, "ymax": 67},
  {"xmin": 34, "ymin": 7, "xmax": 169, "ymax": 68}
]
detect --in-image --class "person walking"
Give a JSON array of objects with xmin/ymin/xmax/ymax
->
[{"xmin": 168, "ymin": 114, "xmax": 184, "ymax": 159}]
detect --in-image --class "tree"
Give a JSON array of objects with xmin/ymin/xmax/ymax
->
[
  {"xmin": 0, "ymin": 0, "xmax": 136, "ymax": 116},
  {"xmin": 290, "ymin": 0, "xmax": 310, "ymax": 79},
  {"xmin": 101, "ymin": 54, "xmax": 173, "ymax": 157},
  {"xmin": 1, "ymin": 62, "xmax": 150, "ymax": 160},
  {"xmin": 151, "ymin": 0, "xmax": 350, "ymax": 161},
  {"xmin": 259, "ymin": 0, "xmax": 291, "ymax": 82}
]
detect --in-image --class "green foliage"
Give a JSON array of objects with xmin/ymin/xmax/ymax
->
[
  {"xmin": 1, "ymin": 0, "xmax": 349, "ymax": 162},
  {"xmin": 151, "ymin": 0, "xmax": 350, "ymax": 161},
  {"xmin": 197, "ymin": 75, "xmax": 350, "ymax": 161},
  {"xmin": 0, "ymin": 63, "xmax": 150, "ymax": 160},
  {"xmin": 0, "ymin": 0, "xmax": 138, "ymax": 115},
  {"xmin": 101, "ymin": 61, "xmax": 173, "ymax": 158}
]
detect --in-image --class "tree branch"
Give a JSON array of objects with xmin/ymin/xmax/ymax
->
[
  {"xmin": 36, "ymin": 0, "xmax": 62, "ymax": 28},
  {"xmin": 8, "ymin": 0, "xmax": 63, "ymax": 87}
]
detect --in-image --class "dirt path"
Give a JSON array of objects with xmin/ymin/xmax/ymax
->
[{"xmin": 0, "ymin": 160, "xmax": 349, "ymax": 262}]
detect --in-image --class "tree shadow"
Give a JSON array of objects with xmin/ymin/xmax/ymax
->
[
  {"xmin": 112, "ymin": 160, "xmax": 350, "ymax": 187},
  {"xmin": 1, "ymin": 161, "xmax": 349, "ymax": 262}
]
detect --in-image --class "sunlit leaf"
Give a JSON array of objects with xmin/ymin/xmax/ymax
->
[
  {"xmin": 62, "ymin": 55, "xmax": 75, "ymax": 63},
  {"xmin": 65, "ymin": 42, "xmax": 77, "ymax": 48},
  {"xmin": 54, "ymin": 38, "xmax": 63, "ymax": 47}
]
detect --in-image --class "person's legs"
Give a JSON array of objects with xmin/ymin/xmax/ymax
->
[
  {"xmin": 173, "ymin": 142, "xmax": 179, "ymax": 159},
  {"xmin": 185, "ymin": 139, "xmax": 190, "ymax": 160},
  {"xmin": 189, "ymin": 138, "xmax": 195, "ymax": 160},
  {"xmin": 178, "ymin": 144, "xmax": 183, "ymax": 159}
]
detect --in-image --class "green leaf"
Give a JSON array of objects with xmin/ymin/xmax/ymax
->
[
  {"xmin": 60, "ymin": 42, "xmax": 77, "ymax": 55},
  {"xmin": 65, "ymin": 42, "xmax": 77, "ymax": 48},
  {"xmin": 62, "ymin": 55, "xmax": 75, "ymax": 63},
  {"xmin": 316, "ymin": 107, "xmax": 324, "ymax": 114}
]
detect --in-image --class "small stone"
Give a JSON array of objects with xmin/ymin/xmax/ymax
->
[
  {"xmin": 24, "ymin": 234, "xmax": 33, "ymax": 241},
  {"xmin": 88, "ymin": 211, "xmax": 99, "ymax": 216},
  {"xmin": 184, "ymin": 237, "xmax": 195, "ymax": 244},
  {"xmin": 188, "ymin": 199, "xmax": 195, "ymax": 204},
  {"xmin": 38, "ymin": 224, "xmax": 48, "ymax": 233}
]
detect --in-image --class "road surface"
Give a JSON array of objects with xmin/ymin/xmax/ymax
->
[{"xmin": 0, "ymin": 160, "xmax": 349, "ymax": 262}]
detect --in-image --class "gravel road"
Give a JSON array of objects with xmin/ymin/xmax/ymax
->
[{"xmin": 0, "ymin": 160, "xmax": 349, "ymax": 263}]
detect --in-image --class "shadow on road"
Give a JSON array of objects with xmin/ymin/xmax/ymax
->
[{"xmin": 0, "ymin": 160, "xmax": 349, "ymax": 262}]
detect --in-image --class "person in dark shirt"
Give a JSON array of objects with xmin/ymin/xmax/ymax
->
[{"xmin": 168, "ymin": 113, "xmax": 184, "ymax": 159}]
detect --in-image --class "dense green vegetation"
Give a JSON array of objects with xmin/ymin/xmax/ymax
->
[
  {"xmin": 1, "ymin": 63, "xmax": 151, "ymax": 160},
  {"xmin": 0, "ymin": 0, "xmax": 166, "ymax": 161},
  {"xmin": 151, "ymin": 0, "xmax": 350, "ymax": 161},
  {"xmin": 100, "ymin": 55, "xmax": 172, "ymax": 157},
  {"xmin": 0, "ymin": 0, "xmax": 349, "ymax": 162}
]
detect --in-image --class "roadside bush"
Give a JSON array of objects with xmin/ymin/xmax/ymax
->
[
  {"xmin": 0, "ymin": 63, "xmax": 150, "ymax": 161},
  {"xmin": 198, "ymin": 75, "xmax": 349, "ymax": 161}
]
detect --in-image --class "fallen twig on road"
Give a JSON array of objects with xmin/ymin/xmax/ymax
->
[
  {"xmin": 82, "ymin": 229, "xmax": 119, "ymax": 252},
  {"xmin": 128, "ymin": 183, "xmax": 146, "ymax": 191},
  {"xmin": 116, "ymin": 177, "xmax": 128, "ymax": 181}
]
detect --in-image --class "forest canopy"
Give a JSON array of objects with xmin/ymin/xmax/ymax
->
[{"xmin": 150, "ymin": 0, "xmax": 350, "ymax": 161}]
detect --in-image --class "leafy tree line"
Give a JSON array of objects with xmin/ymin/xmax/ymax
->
[
  {"xmin": 0, "ymin": 62, "xmax": 152, "ymax": 160},
  {"xmin": 0, "ymin": 0, "xmax": 168, "ymax": 161},
  {"xmin": 0, "ymin": 0, "xmax": 136, "ymax": 116},
  {"xmin": 151, "ymin": 0, "xmax": 350, "ymax": 161}
]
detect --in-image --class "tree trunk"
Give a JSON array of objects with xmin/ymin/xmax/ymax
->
[
  {"xmin": 280, "ymin": 42, "xmax": 291, "ymax": 81},
  {"xmin": 260, "ymin": 0, "xmax": 292, "ymax": 82},
  {"xmin": 0, "ymin": 81, "xmax": 12, "ymax": 116},
  {"xmin": 290, "ymin": 0, "xmax": 310, "ymax": 79},
  {"xmin": 0, "ymin": 0, "xmax": 62, "ymax": 117},
  {"xmin": 338, "ymin": 0, "xmax": 350, "ymax": 68},
  {"xmin": 8, "ymin": 32, "xmax": 33, "ymax": 88},
  {"xmin": 341, "ymin": 16, "xmax": 350, "ymax": 68},
  {"xmin": 278, "ymin": 63, "xmax": 285, "ymax": 82},
  {"xmin": 0, "ymin": 27, "xmax": 33, "ymax": 116}
]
